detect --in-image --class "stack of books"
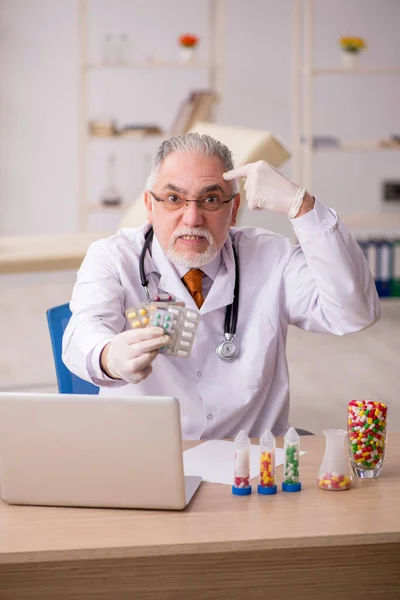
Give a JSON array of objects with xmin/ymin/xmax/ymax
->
[
  {"xmin": 88, "ymin": 119, "xmax": 117, "ymax": 137},
  {"xmin": 88, "ymin": 120, "xmax": 162, "ymax": 138},
  {"xmin": 118, "ymin": 125, "xmax": 163, "ymax": 138},
  {"xmin": 356, "ymin": 233, "xmax": 400, "ymax": 297}
]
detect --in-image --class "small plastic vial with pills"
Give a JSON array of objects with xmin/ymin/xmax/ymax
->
[
  {"xmin": 125, "ymin": 294, "xmax": 200, "ymax": 358},
  {"xmin": 258, "ymin": 429, "xmax": 277, "ymax": 495},
  {"xmin": 282, "ymin": 427, "xmax": 302, "ymax": 492},
  {"xmin": 232, "ymin": 430, "xmax": 252, "ymax": 496}
]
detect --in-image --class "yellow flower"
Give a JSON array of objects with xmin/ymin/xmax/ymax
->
[{"xmin": 339, "ymin": 36, "xmax": 367, "ymax": 53}]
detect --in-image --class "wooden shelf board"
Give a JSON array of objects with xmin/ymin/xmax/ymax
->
[
  {"xmin": 85, "ymin": 61, "xmax": 218, "ymax": 70},
  {"xmin": 301, "ymin": 141, "xmax": 400, "ymax": 153},
  {"xmin": 309, "ymin": 67, "xmax": 400, "ymax": 75},
  {"xmin": 86, "ymin": 203, "xmax": 131, "ymax": 213}
]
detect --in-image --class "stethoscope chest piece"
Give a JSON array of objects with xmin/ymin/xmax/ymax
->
[{"xmin": 216, "ymin": 336, "xmax": 240, "ymax": 362}]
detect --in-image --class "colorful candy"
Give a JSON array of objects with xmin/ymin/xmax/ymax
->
[
  {"xmin": 232, "ymin": 430, "xmax": 252, "ymax": 496},
  {"xmin": 318, "ymin": 472, "xmax": 351, "ymax": 490},
  {"xmin": 260, "ymin": 452, "xmax": 274, "ymax": 486},
  {"xmin": 282, "ymin": 427, "xmax": 302, "ymax": 492},
  {"xmin": 317, "ymin": 429, "xmax": 352, "ymax": 491},
  {"xmin": 258, "ymin": 429, "xmax": 277, "ymax": 495},
  {"xmin": 348, "ymin": 400, "xmax": 387, "ymax": 473}
]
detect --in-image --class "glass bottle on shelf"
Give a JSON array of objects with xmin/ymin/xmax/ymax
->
[
  {"xmin": 318, "ymin": 429, "xmax": 352, "ymax": 491},
  {"xmin": 100, "ymin": 154, "xmax": 123, "ymax": 207},
  {"xmin": 102, "ymin": 34, "xmax": 116, "ymax": 65},
  {"xmin": 117, "ymin": 34, "xmax": 130, "ymax": 65}
]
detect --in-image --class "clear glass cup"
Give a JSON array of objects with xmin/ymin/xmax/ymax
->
[
  {"xmin": 318, "ymin": 429, "xmax": 352, "ymax": 491},
  {"xmin": 348, "ymin": 400, "xmax": 388, "ymax": 479}
]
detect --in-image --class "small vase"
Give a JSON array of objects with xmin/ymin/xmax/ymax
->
[
  {"xmin": 179, "ymin": 46, "xmax": 196, "ymax": 63},
  {"xmin": 341, "ymin": 51, "xmax": 358, "ymax": 70},
  {"xmin": 318, "ymin": 429, "xmax": 352, "ymax": 491}
]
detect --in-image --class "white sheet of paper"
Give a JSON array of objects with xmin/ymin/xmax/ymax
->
[{"xmin": 183, "ymin": 440, "xmax": 305, "ymax": 485}]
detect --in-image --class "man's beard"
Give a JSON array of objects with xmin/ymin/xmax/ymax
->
[{"xmin": 166, "ymin": 227, "xmax": 218, "ymax": 268}]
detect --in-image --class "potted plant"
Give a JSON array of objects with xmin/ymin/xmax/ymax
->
[
  {"xmin": 339, "ymin": 36, "xmax": 367, "ymax": 69},
  {"xmin": 178, "ymin": 34, "xmax": 199, "ymax": 63}
]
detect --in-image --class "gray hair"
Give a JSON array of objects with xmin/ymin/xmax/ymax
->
[{"xmin": 145, "ymin": 132, "xmax": 239, "ymax": 193}]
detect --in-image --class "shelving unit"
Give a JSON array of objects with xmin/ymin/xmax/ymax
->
[
  {"xmin": 291, "ymin": 0, "xmax": 400, "ymax": 191},
  {"xmin": 78, "ymin": 0, "xmax": 225, "ymax": 231},
  {"xmin": 291, "ymin": 0, "xmax": 400, "ymax": 298}
]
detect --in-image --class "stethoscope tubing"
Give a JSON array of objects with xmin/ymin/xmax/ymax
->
[{"xmin": 139, "ymin": 226, "xmax": 240, "ymax": 360}]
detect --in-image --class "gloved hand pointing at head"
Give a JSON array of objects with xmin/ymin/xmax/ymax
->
[
  {"xmin": 223, "ymin": 160, "xmax": 307, "ymax": 219},
  {"xmin": 100, "ymin": 327, "xmax": 170, "ymax": 383}
]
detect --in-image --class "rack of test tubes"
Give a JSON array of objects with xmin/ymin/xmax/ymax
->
[
  {"xmin": 125, "ymin": 294, "xmax": 200, "ymax": 358},
  {"xmin": 232, "ymin": 428, "xmax": 303, "ymax": 497}
]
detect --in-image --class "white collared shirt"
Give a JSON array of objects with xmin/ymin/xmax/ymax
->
[
  {"xmin": 152, "ymin": 234, "xmax": 221, "ymax": 298},
  {"xmin": 63, "ymin": 200, "xmax": 380, "ymax": 439}
]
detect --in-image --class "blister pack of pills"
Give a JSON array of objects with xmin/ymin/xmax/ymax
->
[{"xmin": 125, "ymin": 295, "xmax": 200, "ymax": 358}]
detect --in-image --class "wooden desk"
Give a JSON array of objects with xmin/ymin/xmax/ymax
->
[
  {"xmin": 0, "ymin": 232, "xmax": 106, "ymax": 274},
  {"xmin": 0, "ymin": 435, "xmax": 399, "ymax": 600}
]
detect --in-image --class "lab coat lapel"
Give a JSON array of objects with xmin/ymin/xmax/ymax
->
[
  {"xmin": 154, "ymin": 246, "xmax": 197, "ymax": 308},
  {"xmin": 200, "ymin": 233, "xmax": 235, "ymax": 315},
  {"xmin": 152, "ymin": 230, "xmax": 236, "ymax": 314},
  {"xmin": 158, "ymin": 263, "xmax": 196, "ymax": 307}
]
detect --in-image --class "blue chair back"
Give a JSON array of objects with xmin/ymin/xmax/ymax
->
[{"xmin": 46, "ymin": 303, "xmax": 99, "ymax": 395}]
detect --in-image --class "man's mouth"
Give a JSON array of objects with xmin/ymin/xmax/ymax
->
[{"xmin": 179, "ymin": 235, "xmax": 205, "ymax": 241}]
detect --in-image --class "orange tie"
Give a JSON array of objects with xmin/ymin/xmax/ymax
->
[{"xmin": 182, "ymin": 269, "xmax": 204, "ymax": 309}]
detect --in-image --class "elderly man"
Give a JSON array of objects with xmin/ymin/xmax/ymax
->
[{"xmin": 63, "ymin": 133, "xmax": 379, "ymax": 439}]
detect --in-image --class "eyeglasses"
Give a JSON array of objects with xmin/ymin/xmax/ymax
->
[{"xmin": 150, "ymin": 191, "xmax": 237, "ymax": 213}]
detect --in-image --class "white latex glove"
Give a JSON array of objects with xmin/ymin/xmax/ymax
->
[
  {"xmin": 223, "ymin": 160, "xmax": 306, "ymax": 218},
  {"xmin": 103, "ymin": 327, "xmax": 170, "ymax": 384}
]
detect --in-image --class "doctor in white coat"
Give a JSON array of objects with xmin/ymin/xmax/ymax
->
[{"xmin": 63, "ymin": 133, "xmax": 380, "ymax": 439}]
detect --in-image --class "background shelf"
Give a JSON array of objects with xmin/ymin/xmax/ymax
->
[
  {"xmin": 310, "ymin": 67, "xmax": 400, "ymax": 76},
  {"xmin": 85, "ymin": 61, "xmax": 219, "ymax": 70},
  {"xmin": 304, "ymin": 141, "xmax": 400, "ymax": 153}
]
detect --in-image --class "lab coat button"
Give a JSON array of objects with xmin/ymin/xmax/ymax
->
[
  {"xmin": 207, "ymin": 413, "xmax": 213, "ymax": 420},
  {"xmin": 197, "ymin": 371, "xmax": 202, "ymax": 377}
]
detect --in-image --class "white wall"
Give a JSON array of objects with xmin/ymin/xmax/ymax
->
[
  {"xmin": 0, "ymin": 0, "xmax": 79, "ymax": 234},
  {"xmin": 1, "ymin": 0, "xmax": 399, "ymax": 238}
]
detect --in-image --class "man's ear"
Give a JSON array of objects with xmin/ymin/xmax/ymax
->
[
  {"xmin": 144, "ymin": 191, "xmax": 153, "ymax": 224},
  {"xmin": 230, "ymin": 194, "xmax": 241, "ymax": 226}
]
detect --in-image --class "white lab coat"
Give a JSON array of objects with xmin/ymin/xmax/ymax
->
[{"xmin": 62, "ymin": 201, "xmax": 379, "ymax": 439}]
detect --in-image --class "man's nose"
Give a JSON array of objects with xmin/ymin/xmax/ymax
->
[{"xmin": 181, "ymin": 201, "xmax": 203, "ymax": 228}]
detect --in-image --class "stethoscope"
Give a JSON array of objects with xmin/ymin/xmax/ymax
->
[{"xmin": 139, "ymin": 227, "xmax": 240, "ymax": 362}]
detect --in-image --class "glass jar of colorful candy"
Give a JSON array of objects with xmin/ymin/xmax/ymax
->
[{"xmin": 348, "ymin": 400, "xmax": 388, "ymax": 479}]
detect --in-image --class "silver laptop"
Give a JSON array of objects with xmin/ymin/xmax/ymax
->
[{"xmin": 0, "ymin": 393, "xmax": 201, "ymax": 510}]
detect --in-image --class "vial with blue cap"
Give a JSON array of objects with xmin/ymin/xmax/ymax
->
[
  {"xmin": 258, "ymin": 429, "xmax": 277, "ymax": 495},
  {"xmin": 282, "ymin": 427, "xmax": 302, "ymax": 492},
  {"xmin": 232, "ymin": 430, "xmax": 252, "ymax": 495}
]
